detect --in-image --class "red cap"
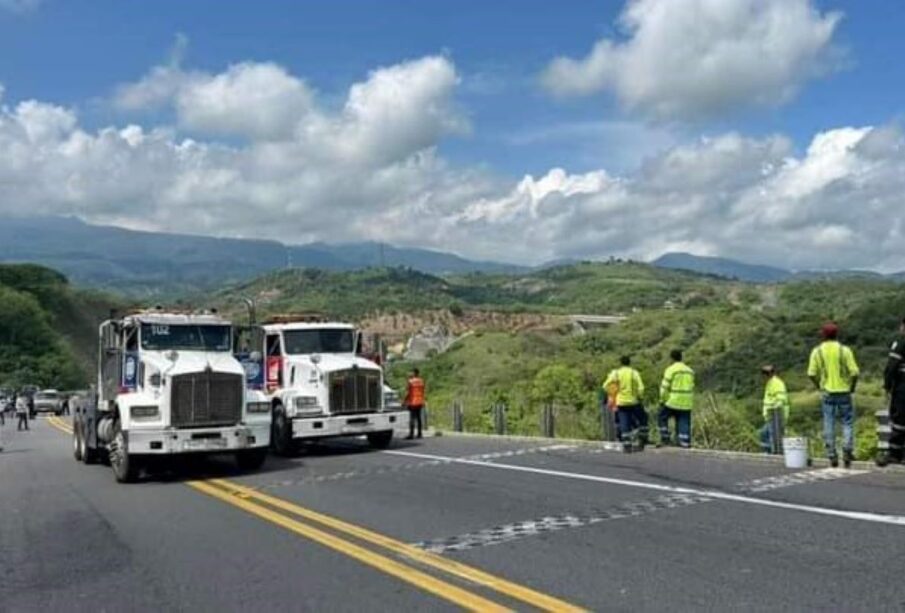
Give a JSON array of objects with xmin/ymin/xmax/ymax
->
[{"xmin": 820, "ymin": 322, "xmax": 839, "ymax": 339}]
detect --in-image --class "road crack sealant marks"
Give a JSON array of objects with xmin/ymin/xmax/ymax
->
[
  {"xmin": 258, "ymin": 444, "xmax": 579, "ymax": 490},
  {"xmin": 413, "ymin": 493, "xmax": 708, "ymax": 553},
  {"xmin": 410, "ymin": 467, "xmax": 869, "ymax": 554},
  {"xmin": 736, "ymin": 468, "xmax": 868, "ymax": 493}
]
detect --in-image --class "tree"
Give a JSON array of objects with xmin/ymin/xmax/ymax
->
[{"xmin": 531, "ymin": 363, "xmax": 587, "ymax": 410}]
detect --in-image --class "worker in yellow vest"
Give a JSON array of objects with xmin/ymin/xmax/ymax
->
[
  {"xmin": 603, "ymin": 356, "xmax": 648, "ymax": 452},
  {"xmin": 760, "ymin": 365, "xmax": 790, "ymax": 454},
  {"xmin": 807, "ymin": 322, "xmax": 860, "ymax": 468},
  {"xmin": 657, "ymin": 350, "xmax": 695, "ymax": 448}
]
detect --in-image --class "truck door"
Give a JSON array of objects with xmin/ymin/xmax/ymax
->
[
  {"xmin": 99, "ymin": 322, "xmax": 123, "ymax": 404},
  {"xmin": 265, "ymin": 333, "xmax": 283, "ymax": 392},
  {"xmin": 122, "ymin": 325, "xmax": 139, "ymax": 392},
  {"xmin": 235, "ymin": 326, "xmax": 265, "ymax": 390}
]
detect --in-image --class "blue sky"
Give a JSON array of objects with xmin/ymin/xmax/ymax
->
[
  {"xmin": 1, "ymin": 0, "xmax": 904, "ymax": 269},
  {"xmin": 2, "ymin": 0, "xmax": 902, "ymax": 172}
]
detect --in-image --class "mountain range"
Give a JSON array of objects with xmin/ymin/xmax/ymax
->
[
  {"xmin": 0, "ymin": 216, "xmax": 524, "ymax": 294},
  {"xmin": 1, "ymin": 216, "xmax": 902, "ymax": 293},
  {"xmin": 653, "ymin": 252, "xmax": 903, "ymax": 283}
]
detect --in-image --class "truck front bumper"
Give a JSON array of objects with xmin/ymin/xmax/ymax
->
[
  {"xmin": 291, "ymin": 411, "xmax": 408, "ymax": 440},
  {"xmin": 127, "ymin": 423, "xmax": 271, "ymax": 454}
]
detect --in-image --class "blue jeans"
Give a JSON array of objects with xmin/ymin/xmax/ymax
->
[
  {"xmin": 658, "ymin": 406, "xmax": 691, "ymax": 447},
  {"xmin": 821, "ymin": 393, "xmax": 854, "ymax": 456},
  {"xmin": 760, "ymin": 416, "xmax": 782, "ymax": 454},
  {"xmin": 617, "ymin": 405, "xmax": 649, "ymax": 444}
]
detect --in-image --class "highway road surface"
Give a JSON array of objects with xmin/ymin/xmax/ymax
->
[{"xmin": 2, "ymin": 416, "xmax": 905, "ymax": 612}]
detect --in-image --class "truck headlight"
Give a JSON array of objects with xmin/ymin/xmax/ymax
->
[
  {"xmin": 383, "ymin": 391, "xmax": 401, "ymax": 410},
  {"xmin": 293, "ymin": 396, "xmax": 321, "ymax": 415},
  {"xmin": 131, "ymin": 405, "xmax": 159, "ymax": 419},
  {"xmin": 247, "ymin": 401, "xmax": 271, "ymax": 414}
]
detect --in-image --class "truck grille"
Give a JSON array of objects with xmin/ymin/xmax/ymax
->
[
  {"xmin": 171, "ymin": 371, "xmax": 243, "ymax": 428},
  {"xmin": 328, "ymin": 369, "xmax": 381, "ymax": 414}
]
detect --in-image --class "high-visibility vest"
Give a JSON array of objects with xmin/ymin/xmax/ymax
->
[
  {"xmin": 406, "ymin": 377, "xmax": 425, "ymax": 407},
  {"xmin": 762, "ymin": 375, "xmax": 790, "ymax": 421},
  {"xmin": 660, "ymin": 362, "xmax": 695, "ymax": 411},
  {"xmin": 807, "ymin": 341, "xmax": 859, "ymax": 393},
  {"xmin": 603, "ymin": 367, "xmax": 644, "ymax": 406}
]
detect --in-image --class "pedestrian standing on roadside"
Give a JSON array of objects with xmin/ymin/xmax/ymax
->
[
  {"xmin": 808, "ymin": 322, "xmax": 860, "ymax": 468},
  {"xmin": 603, "ymin": 356, "xmax": 649, "ymax": 452},
  {"xmin": 878, "ymin": 316, "xmax": 905, "ymax": 466},
  {"xmin": 16, "ymin": 394, "xmax": 29, "ymax": 431},
  {"xmin": 657, "ymin": 350, "xmax": 695, "ymax": 448},
  {"xmin": 759, "ymin": 365, "xmax": 790, "ymax": 454},
  {"xmin": 405, "ymin": 368, "xmax": 425, "ymax": 440}
]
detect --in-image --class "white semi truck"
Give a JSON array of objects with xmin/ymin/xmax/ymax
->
[
  {"xmin": 73, "ymin": 309, "xmax": 271, "ymax": 482},
  {"xmin": 250, "ymin": 316, "xmax": 406, "ymax": 455}
]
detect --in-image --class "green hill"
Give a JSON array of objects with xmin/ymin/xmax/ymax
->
[
  {"xmin": 212, "ymin": 261, "xmax": 733, "ymax": 320},
  {"xmin": 0, "ymin": 264, "xmax": 121, "ymax": 389}
]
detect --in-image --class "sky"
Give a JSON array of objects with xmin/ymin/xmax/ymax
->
[{"xmin": 1, "ymin": 0, "xmax": 904, "ymax": 270}]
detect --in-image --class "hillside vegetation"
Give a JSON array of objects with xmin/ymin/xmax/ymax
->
[
  {"xmin": 0, "ymin": 264, "xmax": 121, "ymax": 389},
  {"xmin": 214, "ymin": 261, "xmax": 732, "ymax": 320}
]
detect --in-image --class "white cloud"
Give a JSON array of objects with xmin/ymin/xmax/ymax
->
[
  {"xmin": 541, "ymin": 0, "xmax": 842, "ymax": 120},
  {"xmin": 174, "ymin": 62, "xmax": 315, "ymax": 140},
  {"xmin": 2, "ymin": 55, "xmax": 905, "ymax": 272}
]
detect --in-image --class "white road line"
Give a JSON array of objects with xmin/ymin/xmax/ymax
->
[{"xmin": 385, "ymin": 450, "xmax": 905, "ymax": 528}]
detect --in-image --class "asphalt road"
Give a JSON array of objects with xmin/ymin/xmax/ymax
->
[{"xmin": 2, "ymin": 416, "xmax": 905, "ymax": 612}]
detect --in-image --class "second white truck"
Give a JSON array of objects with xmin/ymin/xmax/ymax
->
[{"xmin": 244, "ymin": 316, "xmax": 407, "ymax": 455}]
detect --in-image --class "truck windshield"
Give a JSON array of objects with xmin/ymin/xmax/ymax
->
[
  {"xmin": 283, "ymin": 329, "xmax": 354, "ymax": 354},
  {"xmin": 140, "ymin": 323, "xmax": 232, "ymax": 351}
]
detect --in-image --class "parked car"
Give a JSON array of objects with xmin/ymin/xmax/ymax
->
[{"xmin": 33, "ymin": 389, "xmax": 63, "ymax": 416}]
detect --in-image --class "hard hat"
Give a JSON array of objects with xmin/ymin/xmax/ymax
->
[{"xmin": 820, "ymin": 322, "xmax": 839, "ymax": 339}]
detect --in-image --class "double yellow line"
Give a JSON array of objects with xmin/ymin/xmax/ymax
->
[
  {"xmin": 45, "ymin": 415, "xmax": 583, "ymax": 611},
  {"xmin": 191, "ymin": 479, "xmax": 584, "ymax": 611},
  {"xmin": 47, "ymin": 414, "xmax": 73, "ymax": 434}
]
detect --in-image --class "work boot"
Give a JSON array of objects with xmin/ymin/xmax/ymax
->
[
  {"xmin": 828, "ymin": 454, "xmax": 839, "ymax": 468},
  {"xmin": 843, "ymin": 450, "xmax": 854, "ymax": 469},
  {"xmin": 622, "ymin": 442, "xmax": 633, "ymax": 454}
]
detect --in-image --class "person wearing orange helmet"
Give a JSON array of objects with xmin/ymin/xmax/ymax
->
[{"xmin": 807, "ymin": 322, "xmax": 860, "ymax": 468}]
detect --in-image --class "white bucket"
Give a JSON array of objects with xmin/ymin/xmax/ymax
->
[{"xmin": 783, "ymin": 437, "xmax": 808, "ymax": 469}]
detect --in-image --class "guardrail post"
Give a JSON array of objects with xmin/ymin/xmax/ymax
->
[
  {"xmin": 422, "ymin": 405, "xmax": 429, "ymax": 431},
  {"xmin": 601, "ymin": 401, "xmax": 617, "ymax": 442},
  {"xmin": 452, "ymin": 401, "xmax": 463, "ymax": 432},
  {"xmin": 493, "ymin": 403, "xmax": 506, "ymax": 435},
  {"xmin": 541, "ymin": 404, "xmax": 555, "ymax": 438}
]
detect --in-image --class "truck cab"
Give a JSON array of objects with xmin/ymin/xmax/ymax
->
[
  {"xmin": 74, "ymin": 310, "xmax": 271, "ymax": 482},
  {"xmin": 254, "ymin": 317, "xmax": 406, "ymax": 455}
]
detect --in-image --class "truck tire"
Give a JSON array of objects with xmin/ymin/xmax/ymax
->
[
  {"xmin": 73, "ymin": 423, "xmax": 83, "ymax": 461},
  {"xmin": 367, "ymin": 430, "xmax": 394, "ymax": 449},
  {"xmin": 271, "ymin": 405, "xmax": 297, "ymax": 457},
  {"xmin": 109, "ymin": 421, "xmax": 140, "ymax": 483},
  {"xmin": 236, "ymin": 448, "xmax": 268, "ymax": 471}
]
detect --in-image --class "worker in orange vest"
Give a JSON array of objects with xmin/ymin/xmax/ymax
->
[{"xmin": 405, "ymin": 368, "xmax": 426, "ymax": 439}]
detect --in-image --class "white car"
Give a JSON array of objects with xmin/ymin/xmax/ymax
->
[{"xmin": 33, "ymin": 390, "xmax": 63, "ymax": 415}]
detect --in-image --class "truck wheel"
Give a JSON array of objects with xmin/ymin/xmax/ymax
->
[
  {"xmin": 367, "ymin": 430, "xmax": 394, "ymax": 449},
  {"xmin": 73, "ymin": 423, "xmax": 83, "ymax": 461},
  {"xmin": 236, "ymin": 448, "xmax": 268, "ymax": 471},
  {"xmin": 271, "ymin": 406, "xmax": 296, "ymax": 457},
  {"xmin": 110, "ymin": 422, "xmax": 140, "ymax": 483}
]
